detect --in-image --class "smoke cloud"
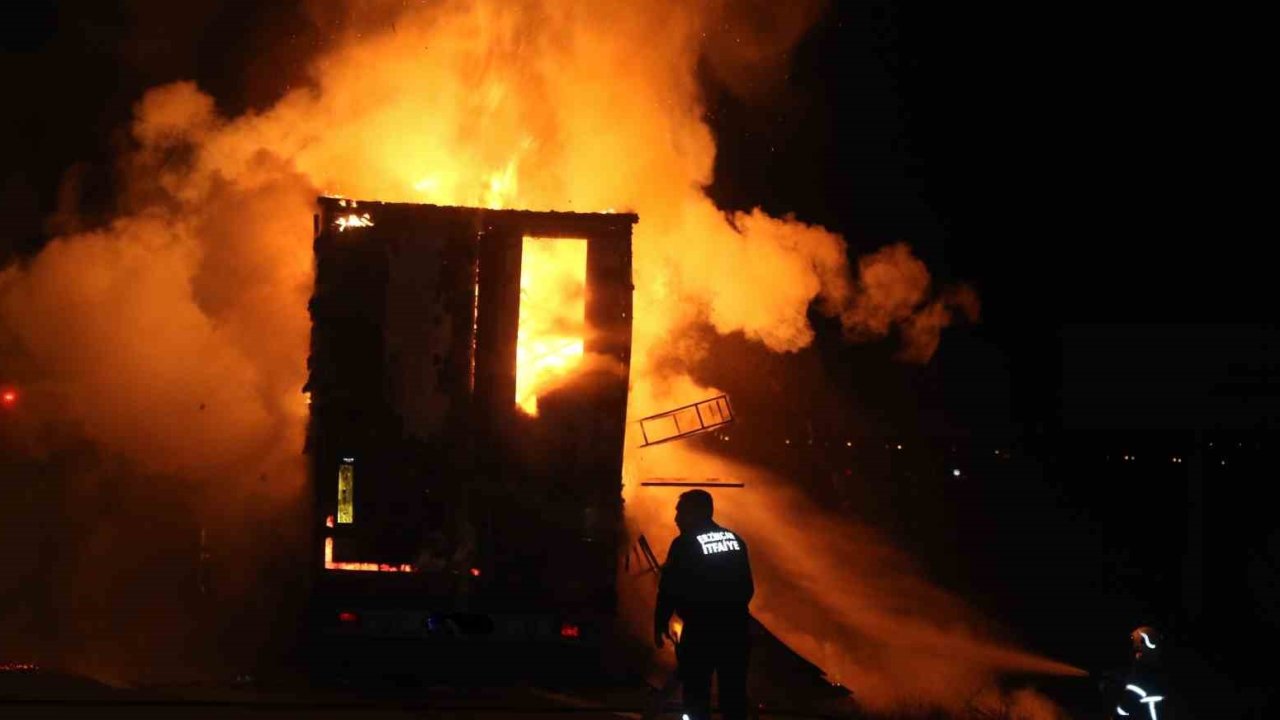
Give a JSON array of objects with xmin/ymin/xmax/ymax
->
[{"xmin": 0, "ymin": 0, "xmax": 993, "ymax": 706}]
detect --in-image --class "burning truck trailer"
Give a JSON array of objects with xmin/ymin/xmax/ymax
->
[{"xmin": 305, "ymin": 197, "xmax": 635, "ymax": 681}]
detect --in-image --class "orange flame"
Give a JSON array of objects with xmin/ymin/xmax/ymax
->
[{"xmin": 515, "ymin": 236, "xmax": 587, "ymax": 416}]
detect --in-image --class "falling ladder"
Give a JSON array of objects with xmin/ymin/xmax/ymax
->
[{"xmin": 636, "ymin": 394, "xmax": 734, "ymax": 448}]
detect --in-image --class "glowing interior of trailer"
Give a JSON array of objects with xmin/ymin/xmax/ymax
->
[{"xmin": 515, "ymin": 236, "xmax": 588, "ymax": 416}]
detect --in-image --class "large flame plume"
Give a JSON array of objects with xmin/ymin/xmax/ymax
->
[{"xmin": 0, "ymin": 0, "xmax": 1030, "ymax": 711}]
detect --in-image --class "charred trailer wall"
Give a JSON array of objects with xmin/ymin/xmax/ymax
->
[{"xmin": 307, "ymin": 198, "xmax": 635, "ymax": 613}]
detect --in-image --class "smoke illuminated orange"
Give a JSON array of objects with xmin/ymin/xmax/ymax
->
[{"xmin": 515, "ymin": 237, "xmax": 587, "ymax": 416}]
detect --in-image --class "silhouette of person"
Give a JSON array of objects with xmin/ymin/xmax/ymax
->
[
  {"xmin": 1108, "ymin": 625, "xmax": 1172, "ymax": 720},
  {"xmin": 654, "ymin": 490, "xmax": 754, "ymax": 720}
]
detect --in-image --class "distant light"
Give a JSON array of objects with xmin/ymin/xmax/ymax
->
[
  {"xmin": 1, "ymin": 388, "xmax": 16, "ymax": 407},
  {"xmin": 785, "ymin": 439, "xmax": 791, "ymax": 445},
  {"xmin": 325, "ymin": 515, "xmax": 335, "ymax": 528},
  {"xmin": 342, "ymin": 457, "xmax": 354, "ymax": 463},
  {"xmin": 469, "ymin": 567, "xmax": 481, "ymax": 577},
  {"xmin": 896, "ymin": 444, "xmax": 903, "ymax": 450},
  {"xmin": 952, "ymin": 469, "xmax": 961, "ymax": 477},
  {"xmin": 338, "ymin": 611, "xmax": 359, "ymax": 623},
  {"xmin": 1221, "ymin": 460, "xmax": 1227, "ymax": 466},
  {"xmin": 560, "ymin": 622, "xmax": 581, "ymax": 639},
  {"xmin": 846, "ymin": 441, "xmax": 852, "ymax": 447}
]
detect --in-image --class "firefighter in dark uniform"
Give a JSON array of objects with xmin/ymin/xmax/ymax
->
[
  {"xmin": 1107, "ymin": 625, "xmax": 1172, "ymax": 720},
  {"xmin": 654, "ymin": 490, "xmax": 754, "ymax": 720}
]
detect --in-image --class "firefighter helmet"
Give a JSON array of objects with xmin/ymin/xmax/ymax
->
[{"xmin": 1130, "ymin": 625, "xmax": 1162, "ymax": 660}]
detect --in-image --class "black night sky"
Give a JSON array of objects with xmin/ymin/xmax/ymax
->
[{"xmin": 1, "ymin": 1, "xmax": 1272, "ymax": 715}]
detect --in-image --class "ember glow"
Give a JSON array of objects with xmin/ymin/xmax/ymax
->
[
  {"xmin": 323, "ymin": 537, "xmax": 412, "ymax": 573},
  {"xmin": 515, "ymin": 236, "xmax": 587, "ymax": 416},
  {"xmin": 334, "ymin": 213, "xmax": 374, "ymax": 231}
]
